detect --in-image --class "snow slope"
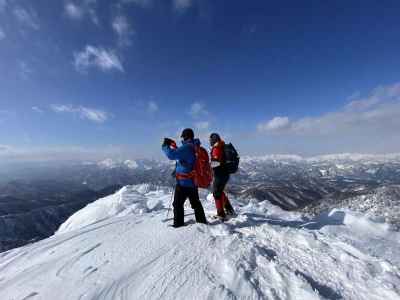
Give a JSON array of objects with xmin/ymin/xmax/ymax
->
[{"xmin": 1, "ymin": 185, "xmax": 400, "ymax": 300}]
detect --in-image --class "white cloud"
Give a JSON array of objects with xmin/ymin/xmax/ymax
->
[
  {"xmin": 0, "ymin": 27, "xmax": 5, "ymax": 40},
  {"xmin": 257, "ymin": 116, "xmax": 290, "ymax": 132},
  {"xmin": 112, "ymin": 15, "xmax": 134, "ymax": 47},
  {"xmin": 120, "ymin": 0, "xmax": 153, "ymax": 8},
  {"xmin": 345, "ymin": 83, "xmax": 400, "ymax": 111},
  {"xmin": 346, "ymin": 91, "xmax": 361, "ymax": 101},
  {"xmin": 119, "ymin": 0, "xmax": 196, "ymax": 14},
  {"xmin": 0, "ymin": 0, "xmax": 7, "ymax": 12},
  {"xmin": 121, "ymin": 0, "xmax": 194, "ymax": 12},
  {"xmin": 18, "ymin": 61, "xmax": 33, "ymax": 79},
  {"xmin": 189, "ymin": 102, "xmax": 208, "ymax": 118},
  {"xmin": 50, "ymin": 104, "xmax": 109, "ymax": 123},
  {"xmin": 345, "ymin": 97, "xmax": 380, "ymax": 111},
  {"xmin": 257, "ymin": 82, "xmax": 400, "ymax": 137},
  {"xmin": 173, "ymin": 0, "xmax": 193, "ymax": 11},
  {"xmin": 79, "ymin": 107, "xmax": 108, "ymax": 123},
  {"xmin": 88, "ymin": 8, "xmax": 99, "ymax": 25},
  {"xmin": 65, "ymin": 3, "xmax": 84, "ymax": 19},
  {"xmin": 0, "ymin": 144, "xmax": 11, "ymax": 152},
  {"xmin": 13, "ymin": 6, "xmax": 40, "ymax": 30},
  {"xmin": 0, "ymin": 110, "xmax": 14, "ymax": 123},
  {"xmin": 32, "ymin": 106, "xmax": 44, "ymax": 113},
  {"xmin": 112, "ymin": 15, "xmax": 129, "ymax": 35},
  {"xmin": 73, "ymin": 45, "xmax": 124, "ymax": 73},
  {"xmin": 195, "ymin": 121, "xmax": 209, "ymax": 130},
  {"xmin": 64, "ymin": 1, "xmax": 98, "ymax": 24},
  {"xmin": 51, "ymin": 104, "xmax": 73, "ymax": 113},
  {"xmin": 147, "ymin": 101, "xmax": 159, "ymax": 113},
  {"xmin": 0, "ymin": 145, "xmax": 134, "ymax": 162}
]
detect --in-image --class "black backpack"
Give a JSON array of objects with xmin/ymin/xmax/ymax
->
[{"xmin": 223, "ymin": 143, "xmax": 240, "ymax": 174}]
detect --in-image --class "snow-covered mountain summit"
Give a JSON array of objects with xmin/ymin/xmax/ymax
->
[
  {"xmin": 97, "ymin": 158, "xmax": 164, "ymax": 170},
  {"xmin": 1, "ymin": 185, "xmax": 399, "ymax": 300}
]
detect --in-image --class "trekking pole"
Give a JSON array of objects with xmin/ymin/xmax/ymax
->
[
  {"xmin": 166, "ymin": 161, "xmax": 177, "ymax": 220},
  {"xmin": 166, "ymin": 183, "xmax": 175, "ymax": 220}
]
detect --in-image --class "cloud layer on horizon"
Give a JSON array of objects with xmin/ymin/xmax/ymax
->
[
  {"xmin": 0, "ymin": 144, "xmax": 136, "ymax": 162},
  {"xmin": 258, "ymin": 82, "xmax": 400, "ymax": 137}
]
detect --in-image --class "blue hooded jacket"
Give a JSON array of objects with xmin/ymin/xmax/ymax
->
[{"xmin": 162, "ymin": 138, "xmax": 201, "ymax": 187}]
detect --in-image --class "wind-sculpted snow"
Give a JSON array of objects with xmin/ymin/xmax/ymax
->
[
  {"xmin": 1, "ymin": 186, "xmax": 400, "ymax": 300},
  {"xmin": 57, "ymin": 184, "xmax": 170, "ymax": 234},
  {"xmin": 304, "ymin": 185, "xmax": 400, "ymax": 230}
]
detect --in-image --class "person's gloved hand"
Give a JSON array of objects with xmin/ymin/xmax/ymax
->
[{"xmin": 163, "ymin": 138, "xmax": 174, "ymax": 147}]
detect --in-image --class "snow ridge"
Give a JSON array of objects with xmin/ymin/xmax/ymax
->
[
  {"xmin": 1, "ymin": 185, "xmax": 399, "ymax": 300},
  {"xmin": 57, "ymin": 184, "xmax": 168, "ymax": 234}
]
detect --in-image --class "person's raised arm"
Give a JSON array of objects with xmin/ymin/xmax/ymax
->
[{"xmin": 162, "ymin": 138, "xmax": 183, "ymax": 160}]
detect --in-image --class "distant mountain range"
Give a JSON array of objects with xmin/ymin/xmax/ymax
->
[{"xmin": 1, "ymin": 153, "xmax": 399, "ymax": 252}]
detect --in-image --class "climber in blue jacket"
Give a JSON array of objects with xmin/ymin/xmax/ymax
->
[{"xmin": 162, "ymin": 128, "xmax": 207, "ymax": 227}]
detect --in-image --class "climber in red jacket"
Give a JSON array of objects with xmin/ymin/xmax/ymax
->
[{"xmin": 209, "ymin": 133, "xmax": 236, "ymax": 220}]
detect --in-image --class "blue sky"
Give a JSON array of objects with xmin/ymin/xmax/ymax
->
[{"xmin": 1, "ymin": 0, "xmax": 400, "ymax": 161}]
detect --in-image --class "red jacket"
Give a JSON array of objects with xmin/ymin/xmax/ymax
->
[{"xmin": 211, "ymin": 140, "xmax": 225, "ymax": 168}]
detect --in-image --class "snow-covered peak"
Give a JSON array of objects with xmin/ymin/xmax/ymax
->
[
  {"xmin": 241, "ymin": 154, "xmax": 304, "ymax": 163},
  {"xmin": 97, "ymin": 158, "xmax": 118, "ymax": 169},
  {"xmin": 307, "ymin": 153, "xmax": 400, "ymax": 163},
  {"xmin": 124, "ymin": 159, "xmax": 139, "ymax": 169},
  {"xmin": 96, "ymin": 158, "xmax": 149, "ymax": 170},
  {"xmin": 242, "ymin": 153, "xmax": 400, "ymax": 164}
]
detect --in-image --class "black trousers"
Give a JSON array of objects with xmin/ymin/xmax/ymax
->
[
  {"xmin": 213, "ymin": 169, "xmax": 235, "ymax": 216},
  {"xmin": 173, "ymin": 184, "xmax": 207, "ymax": 226},
  {"xmin": 212, "ymin": 171, "xmax": 230, "ymax": 199}
]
